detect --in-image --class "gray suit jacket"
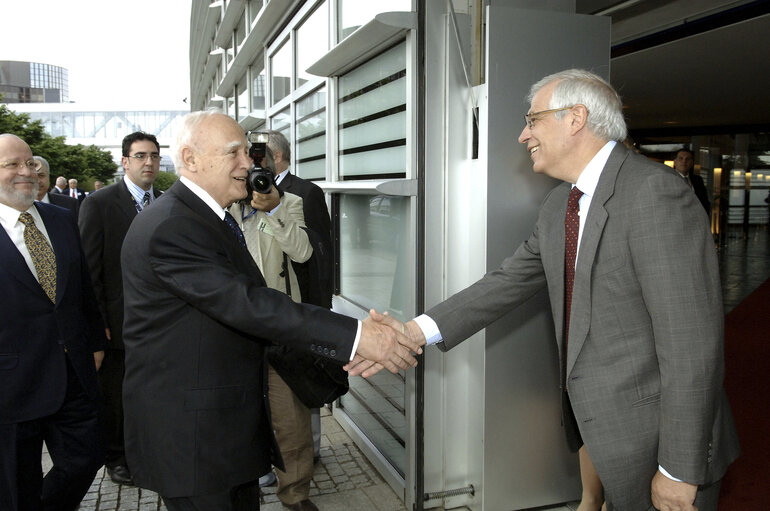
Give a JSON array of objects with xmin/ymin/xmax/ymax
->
[{"xmin": 427, "ymin": 144, "xmax": 739, "ymax": 509}]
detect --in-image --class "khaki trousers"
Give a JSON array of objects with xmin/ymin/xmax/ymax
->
[{"xmin": 268, "ymin": 364, "xmax": 314, "ymax": 505}]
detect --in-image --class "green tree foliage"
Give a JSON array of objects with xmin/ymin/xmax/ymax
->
[
  {"xmin": 153, "ymin": 170, "xmax": 179, "ymax": 192},
  {"xmin": 0, "ymin": 104, "xmax": 117, "ymax": 190}
]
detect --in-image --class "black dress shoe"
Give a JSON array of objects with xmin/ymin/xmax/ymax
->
[
  {"xmin": 284, "ymin": 499, "xmax": 319, "ymax": 511},
  {"xmin": 106, "ymin": 464, "xmax": 134, "ymax": 485}
]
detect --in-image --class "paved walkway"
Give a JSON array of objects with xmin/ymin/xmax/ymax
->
[{"xmin": 43, "ymin": 407, "xmax": 407, "ymax": 511}]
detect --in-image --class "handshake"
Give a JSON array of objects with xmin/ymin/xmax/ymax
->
[{"xmin": 344, "ymin": 310, "xmax": 427, "ymax": 378}]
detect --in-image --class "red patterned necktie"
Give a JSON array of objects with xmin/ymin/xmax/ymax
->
[{"xmin": 563, "ymin": 186, "xmax": 583, "ymax": 347}]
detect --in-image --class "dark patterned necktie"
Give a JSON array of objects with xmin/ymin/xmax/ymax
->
[
  {"xmin": 563, "ymin": 187, "xmax": 583, "ymax": 347},
  {"xmin": 19, "ymin": 212, "xmax": 57, "ymax": 303},
  {"xmin": 224, "ymin": 211, "xmax": 248, "ymax": 250},
  {"xmin": 142, "ymin": 191, "xmax": 151, "ymax": 207}
]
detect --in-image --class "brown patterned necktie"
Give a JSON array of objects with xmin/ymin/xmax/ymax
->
[
  {"xmin": 563, "ymin": 186, "xmax": 583, "ymax": 347},
  {"xmin": 19, "ymin": 212, "xmax": 57, "ymax": 303}
]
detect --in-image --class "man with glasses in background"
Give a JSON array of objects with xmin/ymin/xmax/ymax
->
[
  {"xmin": 78, "ymin": 131, "xmax": 161, "ymax": 486},
  {"xmin": 33, "ymin": 156, "xmax": 80, "ymax": 216},
  {"xmin": 0, "ymin": 133, "xmax": 106, "ymax": 510}
]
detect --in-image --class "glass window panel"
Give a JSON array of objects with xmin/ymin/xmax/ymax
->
[
  {"xmin": 337, "ymin": 42, "xmax": 406, "ymax": 178},
  {"xmin": 271, "ymin": 108, "xmax": 291, "ymax": 146},
  {"xmin": 237, "ymin": 76, "xmax": 249, "ymax": 121},
  {"xmin": 236, "ymin": 16, "xmax": 246, "ymax": 50},
  {"xmin": 250, "ymin": 55, "xmax": 266, "ymax": 115},
  {"xmin": 338, "ymin": 194, "xmax": 411, "ymax": 317},
  {"xmin": 338, "ymin": 0, "xmax": 411, "ymax": 42},
  {"xmin": 248, "ymin": 0, "xmax": 263, "ymax": 26},
  {"xmin": 270, "ymin": 39, "xmax": 292, "ymax": 105},
  {"xmin": 337, "ymin": 192, "xmax": 413, "ymax": 476},
  {"xmin": 296, "ymin": 1, "xmax": 328, "ymax": 88},
  {"xmin": 295, "ymin": 87, "xmax": 326, "ymax": 180}
]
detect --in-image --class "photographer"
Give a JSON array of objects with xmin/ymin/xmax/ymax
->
[{"xmin": 227, "ymin": 146, "xmax": 318, "ymax": 511}]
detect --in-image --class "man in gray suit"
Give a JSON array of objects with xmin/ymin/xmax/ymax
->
[{"xmin": 351, "ymin": 69, "xmax": 739, "ymax": 510}]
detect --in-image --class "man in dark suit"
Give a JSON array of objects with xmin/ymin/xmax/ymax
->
[
  {"xmin": 357, "ymin": 69, "xmax": 739, "ymax": 511},
  {"xmin": 33, "ymin": 156, "xmax": 80, "ymax": 216},
  {"xmin": 67, "ymin": 178, "xmax": 87, "ymax": 203},
  {"xmin": 0, "ymin": 133, "xmax": 106, "ymax": 511},
  {"xmin": 120, "ymin": 111, "xmax": 420, "ymax": 511},
  {"xmin": 78, "ymin": 131, "xmax": 162, "ymax": 485},
  {"xmin": 674, "ymin": 147, "xmax": 711, "ymax": 216}
]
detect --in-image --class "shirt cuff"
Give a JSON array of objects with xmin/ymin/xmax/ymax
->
[
  {"xmin": 658, "ymin": 465, "xmax": 683, "ymax": 482},
  {"xmin": 349, "ymin": 320, "xmax": 362, "ymax": 361},
  {"xmin": 413, "ymin": 314, "xmax": 443, "ymax": 345},
  {"xmin": 265, "ymin": 200, "xmax": 282, "ymax": 216}
]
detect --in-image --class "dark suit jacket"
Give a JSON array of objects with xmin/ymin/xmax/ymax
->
[
  {"xmin": 121, "ymin": 180, "xmax": 357, "ymax": 497},
  {"xmin": 68, "ymin": 187, "xmax": 87, "ymax": 203},
  {"xmin": 0, "ymin": 202, "xmax": 105, "ymax": 424},
  {"xmin": 279, "ymin": 172, "xmax": 333, "ymax": 308},
  {"xmin": 47, "ymin": 192, "xmax": 80, "ymax": 216},
  {"xmin": 78, "ymin": 180, "xmax": 161, "ymax": 350},
  {"xmin": 687, "ymin": 170, "xmax": 711, "ymax": 216},
  {"xmin": 427, "ymin": 144, "xmax": 739, "ymax": 509}
]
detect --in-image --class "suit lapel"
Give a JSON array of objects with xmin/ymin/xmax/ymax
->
[
  {"xmin": 566, "ymin": 145, "xmax": 629, "ymax": 376},
  {"xmin": 116, "ymin": 180, "xmax": 140, "ymax": 222},
  {"xmin": 0, "ymin": 220, "xmax": 44, "ymax": 296}
]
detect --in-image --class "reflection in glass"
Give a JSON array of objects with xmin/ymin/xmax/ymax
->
[
  {"xmin": 339, "ymin": 194, "xmax": 410, "ymax": 317},
  {"xmin": 296, "ymin": 87, "xmax": 326, "ymax": 180},
  {"xmin": 237, "ymin": 76, "xmax": 249, "ymax": 121},
  {"xmin": 338, "ymin": 193, "xmax": 412, "ymax": 475},
  {"xmin": 271, "ymin": 39, "xmax": 292, "ymax": 105},
  {"xmin": 296, "ymin": 1, "xmax": 328, "ymax": 88},
  {"xmin": 250, "ymin": 56, "xmax": 266, "ymax": 113},
  {"xmin": 338, "ymin": 0, "xmax": 411, "ymax": 42},
  {"xmin": 271, "ymin": 108, "xmax": 291, "ymax": 147}
]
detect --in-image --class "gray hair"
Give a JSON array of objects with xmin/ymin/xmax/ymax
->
[
  {"xmin": 172, "ymin": 109, "xmax": 223, "ymax": 171},
  {"xmin": 263, "ymin": 130, "xmax": 291, "ymax": 162},
  {"xmin": 34, "ymin": 155, "xmax": 50, "ymax": 175},
  {"xmin": 528, "ymin": 69, "xmax": 627, "ymax": 142}
]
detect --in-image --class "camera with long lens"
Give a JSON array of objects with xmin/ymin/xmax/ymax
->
[{"xmin": 246, "ymin": 131, "xmax": 274, "ymax": 195}]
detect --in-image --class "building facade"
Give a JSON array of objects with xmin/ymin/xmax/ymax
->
[
  {"xmin": 0, "ymin": 60, "xmax": 69, "ymax": 103},
  {"xmin": 189, "ymin": 1, "xmax": 770, "ymax": 510}
]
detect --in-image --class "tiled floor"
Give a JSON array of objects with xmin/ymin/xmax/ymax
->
[{"xmin": 43, "ymin": 226, "xmax": 769, "ymax": 511}]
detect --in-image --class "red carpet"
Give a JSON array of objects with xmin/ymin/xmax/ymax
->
[{"xmin": 718, "ymin": 278, "xmax": 770, "ymax": 510}]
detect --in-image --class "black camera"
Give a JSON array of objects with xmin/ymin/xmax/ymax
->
[{"xmin": 246, "ymin": 131, "xmax": 273, "ymax": 195}]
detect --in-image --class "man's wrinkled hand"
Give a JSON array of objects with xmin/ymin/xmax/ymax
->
[
  {"xmin": 651, "ymin": 470, "xmax": 698, "ymax": 511},
  {"xmin": 251, "ymin": 186, "xmax": 280, "ymax": 212},
  {"xmin": 344, "ymin": 309, "xmax": 423, "ymax": 377}
]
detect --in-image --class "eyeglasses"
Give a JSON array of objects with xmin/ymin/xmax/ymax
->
[
  {"xmin": 524, "ymin": 106, "xmax": 575, "ymax": 130},
  {"xmin": 128, "ymin": 153, "xmax": 162, "ymax": 162},
  {"xmin": 0, "ymin": 159, "xmax": 42, "ymax": 172}
]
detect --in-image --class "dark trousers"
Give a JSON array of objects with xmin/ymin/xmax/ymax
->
[
  {"xmin": 0, "ymin": 360, "xmax": 104, "ymax": 511},
  {"xmin": 162, "ymin": 480, "xmax": 260, "ymax": 511},
  {"xmin": 98, "ymin": 348, "xmax": 126, "ymax": 467}
]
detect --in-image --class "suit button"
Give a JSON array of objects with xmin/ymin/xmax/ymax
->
[
  {"xmin": 323, "ymin": 348, "xmax": 329, "ymax": 355},
  {"xmin": 310, "ymin": 344, "xmax": 316, "ymax": 351},
  {"xmin": 330, "ymin": 350, "xmax": 336, "ymax": 357}
]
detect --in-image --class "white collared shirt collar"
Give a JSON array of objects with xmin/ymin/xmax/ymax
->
[
  {"xmin": 574, "ymin": 140, "xmax": 616, "ymax": 198},
  {"xmin": 274, "ymin": 168, "xmax": 289, "ymax": 187},
  {"xmin": 179, "ymin": 175, "xmax": 227, "ymax": 220}
]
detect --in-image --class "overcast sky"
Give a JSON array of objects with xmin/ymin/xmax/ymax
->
[{"xmin": 2, "ymin": 0, "xmax": 192, "ymax": 110}]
